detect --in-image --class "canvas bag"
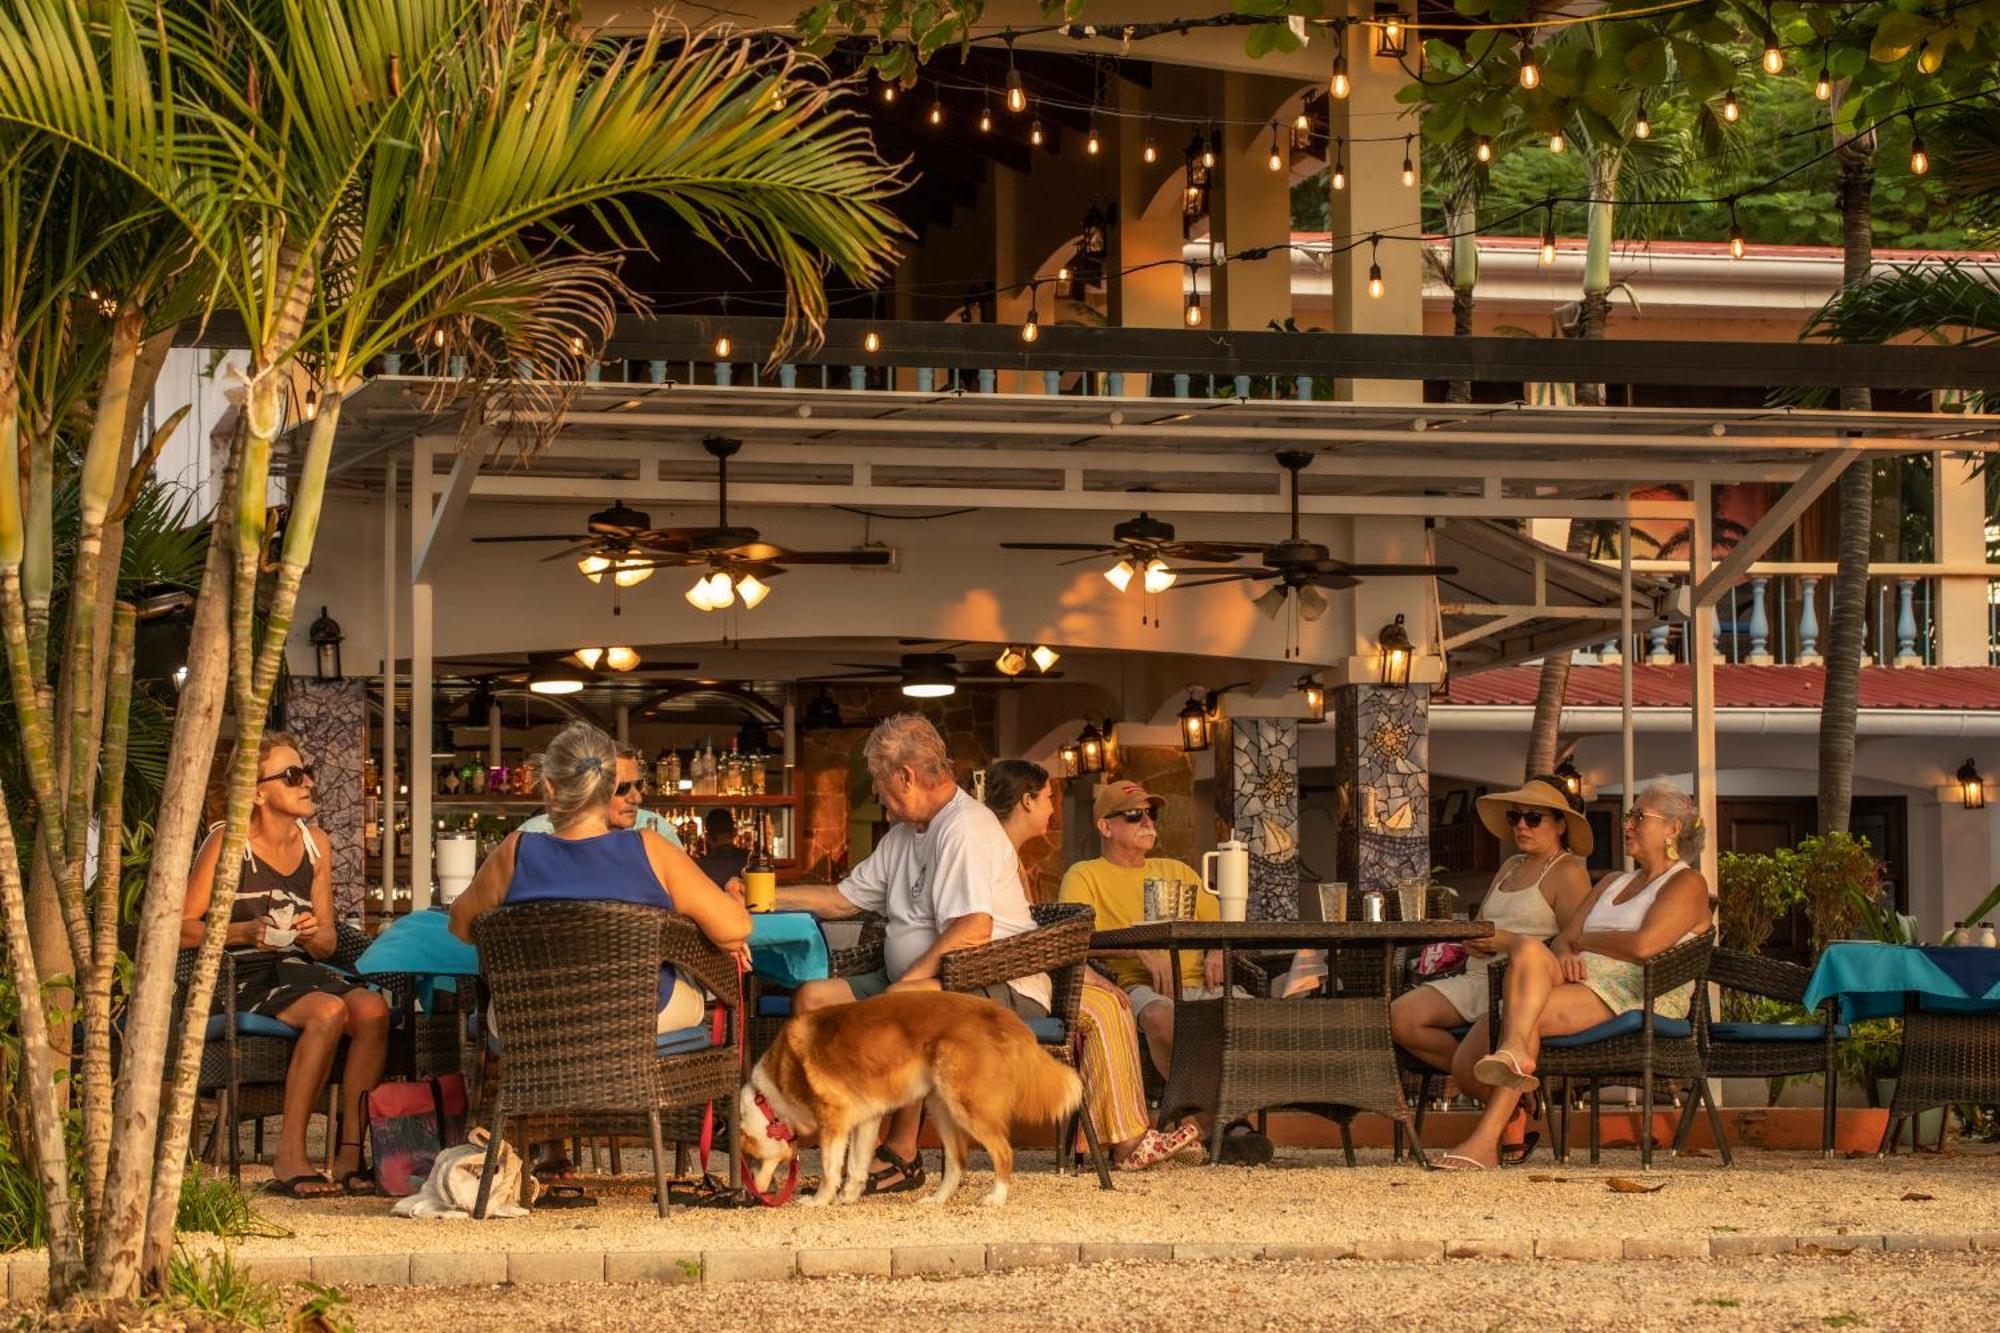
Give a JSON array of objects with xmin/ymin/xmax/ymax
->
[
  {"xmin": 364, "ymin": 1073, "xmax": 467, "ymax": 1197},
  {"xmin": 389, "ymin": 1128, "xmax": 540, "ymax": 1219}
]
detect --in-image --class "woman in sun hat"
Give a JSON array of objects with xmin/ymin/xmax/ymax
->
[{"xmin": 1389, "ymin": 773, "xmax": 1593, "ymax": 1165}]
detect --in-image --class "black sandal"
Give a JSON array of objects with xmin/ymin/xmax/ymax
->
[
  {"xmin": 265, "ymin": 1173, "xmax": 342, "ymax": 1200},
  {"xmin": 336, "ymin": 1140, "xmax": 376, "ymax": 1196},
  {"xmin": 861, "ymin": 1145, "xmax": 926, "ymax": 1196},
  {"xmin": 535, "ymin": 1181, "xmax": 597, "ymax": 1209},
  {"xmin": 1499, "ymin": 1131, "xmax": 1541, "ymax": 1167}
]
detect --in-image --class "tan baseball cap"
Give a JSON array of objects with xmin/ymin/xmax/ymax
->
[{"xmin": 1093, "ymin": 780, "xmax": 1167, "ymax": 823}]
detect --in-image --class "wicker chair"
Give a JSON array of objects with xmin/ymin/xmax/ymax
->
[
  {"xmin": 1701, "ymin": 948, "xmax": 1843, "ymax": 1158},
  {"xmin": 937, "ymin": 901, "xmax": 1112, "ymax": 1189},
  {"xmin": 1518, "ymin": 935, "xmax": 1726, "ymax": 1168},
  {"xmin": 468, "ymin": 901, "xmax": 743, "ymax": 1219}
]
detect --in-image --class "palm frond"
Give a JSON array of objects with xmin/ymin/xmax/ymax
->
[{"xmin": 1803, "ymin": 260, "xmax": 2000, "ymax": 349}]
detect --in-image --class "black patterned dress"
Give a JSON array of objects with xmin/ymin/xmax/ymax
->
[{"xmin": 222, "ymin": 821, "xmax": 356, "ymax": 1019}]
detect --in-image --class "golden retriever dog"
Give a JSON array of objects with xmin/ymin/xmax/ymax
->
[{"xmin": 738, "ymin": 989, "xmax": 1082, "ymax": 1207}]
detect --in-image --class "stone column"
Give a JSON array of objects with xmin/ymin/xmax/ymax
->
[
  {"xmin": 1334, "ymin": 684, "xmax": 1431, "ymax": 898},
  {"xmin": 1213, "ymin": 718, "xmax": 1300, "ymax": 921},
  {"xmin": 284, "ymin": 678, "xmax": 367, "ymax": 918}
]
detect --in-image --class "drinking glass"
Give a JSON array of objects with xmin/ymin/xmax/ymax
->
[
  {"xmin": 1396, "ymin": 878, "xmax": 1429, "ymax": 922},
  {"xmin": 1316, "ymin": 882, "xmax": 1349, "ymax": 923}
]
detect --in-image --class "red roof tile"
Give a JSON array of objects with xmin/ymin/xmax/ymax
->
[{"xmin": 1436, "ymin": 665, "xmax": 2000, "ymax": 711}]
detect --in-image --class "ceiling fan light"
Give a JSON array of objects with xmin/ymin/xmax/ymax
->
[
  {"xmin": 703, "ymin": 570, "xmax": 736, "ymax": 608},
  {"xmin": 1253, "ymin": 585, "xmax": 1289, "ymax": 620},
  {"xmin": 901, "ymin": 657, "xmax": 958, "ymax": 699},
  {"xmin": 1298, "ymin": 585, "xmax": 1330, "ymax": 622},
  {"xmin": 1030, "ymin": 644, "xmax": 1060, "ymax": 674},
  {"xmin": 902, "ymin": 680, "xmax": 955, "ymax": 699},
  {"xmin": 994, "ymin": 645, "xmax": 1029, "ymax": 677},
  {"xmin": 1104, "ymin": 558, "xmax": 1136, "ymax": 593},
  {"xmin": 612, "ymin": 552, "xmax": 655, "ymax": 588},
  {"xmin": 1142, "ymin": 558, "xmax": 1176, "ymax": 594},
  {"xmin": 529, "ymin": 665, "xmax": 585, "ymax": 696},
  {"xmin": 685, "ymin": 576, "xmax": 715, "ymax": 610},
  {"xmin": 736, "ymin": 572, "xmax": 772, "ymax": 609},
  {"xmin": 577, "ymin": 553, "xmax": 611, "ymax": 583},
  {"xmin": 603, "ymin": 646, "xmax": 640, "ymax": 672},
  {"xmin": 571, "ymin": 647, "xmax": 604, "ymax": 670}
]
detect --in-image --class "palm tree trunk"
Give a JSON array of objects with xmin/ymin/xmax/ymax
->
[
  {"xmin": 1525, "ymin": 656, "xmax": 1571, "ymax": 778},
  {"xmin": 1573, "ymin": 152, "xmax": 1620, "ymax": 408},
  {"xmin": 1817, "ymin": 131, "xmax": 1876, "ymax": 835},
  {"xmin": 81, "ymin": 602, "xmax": 136, "ymax": 1237},
  {"xmin": 1447, "ymin": 191, "xmax": 1478, "ymax": 404}
]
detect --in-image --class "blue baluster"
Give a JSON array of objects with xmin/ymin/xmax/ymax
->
[
  {"xmin": 779, "ymin": 363, "xmax": 797, "ymax": 389},
  {"xmin": 1233, "ymin": 373, "xmax": 1251, "ymax": 399},
  {"xmin": 916, "ymin": 367, "xmax": 933, "ymax": 392},
  {"xmin": 1044, "ymin": 370, "xmax": 1060, "ymax": 395},
  {"xmin": 584, "ymin": 360, "xmax": 600, "ymax": 383},
  {"xmin": 1173, "ymin": 373, "xmax": 1191, "ymax": 398},
  {"xmin": 849, "ymin": 365, "xmax": 866, "ymax": 391},
  {"xmin": 714, "ymin": 361, "xmax": 732, "ymax": 386},
  {"xmin": 382, "ymin": 353, "xmax": 402, "ymax": 375},
  {"xmin": 1798, "ymin": 576, "xmax": 1821, "ymax": 663},
  {"xmin": 1295, "ymin": 375, "xmax": 1314, "ymax": 401},
  {"xmin": 648, "ymin": 360, "xmax": 667, "ymax": 384},
  {"xmin": 1896, "ymin": 577, "xmax": 1919, "ymax": 664},
  {"xmin": 1600, "ymin": 637, "xmax": 1623, "ymax": 665},
  {"xmin": 1106, "ymin": 372, "xmax": 1124, "ymax": 396},
  {"xmin": 979, "ymin": 368, "xmax": 995, "ymax": 394},
  {"xmin": 1647, "ymin": 623, "xmax": 1672, "ymax": 664},
  {"xmin": 1747, "ymin": 576, "xmax": 1772, "ymax": 664}
]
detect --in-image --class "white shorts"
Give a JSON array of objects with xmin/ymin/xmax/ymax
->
[{"xmin": 1125, "ymin": 982, "xmax": 1250, "ymax": 1016}]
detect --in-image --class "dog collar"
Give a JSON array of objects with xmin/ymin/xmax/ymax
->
[
  {"xmin": 753, "ymin": 1091, "xmax": 795, "ymax": 1143},
  {"xmin": 744, "ymin": 1091, "xmax": 800, "ymax": 1206}
]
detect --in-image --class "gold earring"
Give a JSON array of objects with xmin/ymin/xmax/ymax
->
[{"xmin": 1665, "ymin": 834, "xmax": 1679, "ymax": 860}]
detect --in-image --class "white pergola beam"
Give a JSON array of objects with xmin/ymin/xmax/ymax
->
[
  {"xmin": 1688, "ymin": 445, "xmax": 1864, "ymax": 608},
  {"xmin": 412, "ymin": 445, "xmax": 479, "ymax": 586}
]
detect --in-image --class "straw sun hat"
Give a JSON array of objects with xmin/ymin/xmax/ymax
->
[{"xmin": 1475, "ymin": 776, "xmax": 1593, "ymax": 857}]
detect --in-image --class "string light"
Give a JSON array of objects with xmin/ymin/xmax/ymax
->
[
  {"xmin": 1475, "ymin": 135, "xmax": 1494, "ymax": 164},
  {"xmin": 1087, "ymin": 121, "xmax": 1102, "ymax": 155},
  {"xmin": 1184, "ymin": 286, "xmax": 1203, "ymax": 327},
  {"xmin": 713, "ymin": 331, "xmax": 732, "ymax": 359},
  {"xmin": 928, "ymin": 97, "xmax": 943, "ymax": 127},
  {"xmin": 1005, "ymin": 44, "xmax": 1026, "ymax": 113},
  {"xmin": 881, "ymin": 80, "xmax": 897, "ymax": 105},
  {"xmin": 1366, "ymin": 234, "xmax": 1384, "ymax": 300},
  {"xmin": 864, "ymin": 327, "xmax": 882, "ymax": 353},
  {"xmin": 1540, "ymin": 201, "xmax": 1557, "ymax": 267},
  {"xmin": 1722, "ymin": 87, "xmax": 1740, "ymax": 123},
  {"xmin": 1815, "ymin": 47, "xmax": 1833, "ymax": 101},
  {"xmin": 979, "ymin": 100, "xmax": 992, "ymax": 133},
  {"xmin": 1022, "ymin": 285, "xmax": 1041, "ymax": 343},
  {"xmin": 1400, "ymin": 135, "xmax": 1415, "ymax": 187},
  {"xmin": 302, "ymin": 388, "xmax": 319, "ymax": 421},
  {"xmin": 1330, "ymin": 22, "xmax": 1350, "ymax": 100},
  {"xmin": 1727, "ymin": 199, "xmax": 1746, "ymax": 260},
  {"xmin": 1549, "ymin": 128, "xmax": 1566, "ymax": 154},
  {"xmin": 1030, "ymin": 113, "xmax": 1045, "ymax": 147},
  {"xmin": 1909, "ymin": 119, "xmax": 1929, "ymax": 175},
  {"xmin": 432, "ymin": 327, "xmax": 445, "ymax": 347},
  {"xmin": 1332, "ymin": 137, "xmax": 1347, "ymax": 191},
  {"xmin": 1518, "ymin": 33, "xmax": 1541, "ymax": 90},
  {"xmin": 1143, "ymin": 135, "xmax": 1157, "ymax": 164},
  {"xmin": 1201, "ymin": 128, "xmax": 1217, "ymax": 170},
  {"xmin": 1761, "ymin": 5, "xmax": 1784, "ymax": 75},
  {"xmin": 1634, "ymin": 99, "xmax": 1651, "ymax": 139},
  {"xmin": 1267, "ymin": 122, "xmax": 1283, "ymax": 172}
]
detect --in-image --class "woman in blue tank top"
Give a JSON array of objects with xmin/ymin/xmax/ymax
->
[{"xmin": 450, "ymin": 721, "xmax": 751, "ymax": 1032}]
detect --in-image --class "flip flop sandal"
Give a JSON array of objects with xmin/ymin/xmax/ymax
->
[
  {"xmin": 534, "ymin": 1181, "xmax": 597, "ymax": 1209},
  {"xmin": 341, "ymin": 1170, "xmax": 378, "ymax": 1197},
  {"xmin": 1427, "ymin": 1152, "xmax": 1489, "ymax": 1172},
  {"xmin": 1474, "ymin": 1050, "xmax": 1540, "ymax": 1092},
  {"xmin": 1499, "ymin": 1131, "xmax": 1541, "ymax": 1167},
  {"xmin": 861, "ymin": 1146, "xmax": 926, "ymax": 1197},
  {"xmin": 1219, "ymin": 1123, "xmax": 1275, "ymax": 1166},
  {"xmin": 264, "ymin": 1173, "xmax": 342, "ymax": 1200}
]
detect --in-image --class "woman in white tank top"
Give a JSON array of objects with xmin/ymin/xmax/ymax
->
[{"xmin": 1435, "ymin": 779, "xmax": 1714, "ymax": 1172}]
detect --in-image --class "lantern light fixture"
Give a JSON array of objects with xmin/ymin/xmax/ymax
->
[
  {"xmin": 1554, "ymin": 756, "xmax": 1583, "ymax": 798},
  {"xmin": 1958, "ymin": 759, "xmax": 1986, "ymax": 809},
  {"xmin": 1178, "ymin": 691, "xmax": 1212, "ymax": 752},
  {"xmin": 1377, "ymin": 612, "xmax": 1414, "ymax": 687},
  {"xmin": 1374, "ymin": 4, "xmax": 1407, "ymax": 58},
  {"xmin": 1297, "ymin": 673, "xmax": 1326, "ymax": 723},
  {"xmin": 1058, "ymin": 740, "xmax": 1081, "ymax": 778},
  {"xmin": 1077, "ymin": 722, "xmax": 1106, "ymax": 774},
  {"xmin": 308, "ymin": 606, "xmax": 344, "ymax": 680}
]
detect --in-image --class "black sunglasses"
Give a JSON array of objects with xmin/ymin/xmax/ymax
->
[
  {"xmin": 257, "ymin": 764, "xmax": 315, "ymax": 788},
  {"xmin": 1503, "ymin": 809, "xmax": 1546, "ymax": 828},
  {"xmin": 1110, "ymin": 809, "xmax": 1156, "ymax": 825},
  {"xmin": 614, "ymin": 779, "xmax": 647, "ymax": 798}
]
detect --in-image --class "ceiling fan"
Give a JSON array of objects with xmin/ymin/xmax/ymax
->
[
  {"xmin": 1164, "ymin": 451, "xmax": 1456, "ymax": 625},
  {"xmin": 1000, "ymin": 511, "xmax": 1257, "ymax": 594},
  {"xmin": 472, "ymin": 436, "xmax": 892, "ymax": 610},
  {"xmin": 806, "ymin": 651, "xmax": 1066, "ymax": 700}
]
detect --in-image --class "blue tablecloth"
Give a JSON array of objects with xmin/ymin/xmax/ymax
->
[
  {"xmin": 355, "ymin": 906, "xmax": 829, "ymax": 997},
  {"xmin": 1802, "ymin": 942, "xmax": 2000, "ymax": 1024}
]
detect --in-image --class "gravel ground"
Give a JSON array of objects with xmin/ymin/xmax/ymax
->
[
  {"xmin": 207, "ymin": 1145, "xmax": 2000, "ymax": 1258},
  {"xmin": 343, "ymin": 1251, "xmax": 2000, "ymax": 1331}
]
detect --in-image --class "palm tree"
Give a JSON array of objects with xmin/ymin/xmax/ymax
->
[{"xmin": 0, "ymin": 0, "xmax": 903, "ymax": 1301}]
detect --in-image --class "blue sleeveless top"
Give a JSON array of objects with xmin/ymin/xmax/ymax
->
[{"xmin": 507, "ymin": 828, "xmax": 678, "ymax": 1009}]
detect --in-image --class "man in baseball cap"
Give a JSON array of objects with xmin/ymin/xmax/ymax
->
[{"xmin": 1058, "ymin": 781, "xmax": 1273, "ymax": 1165}]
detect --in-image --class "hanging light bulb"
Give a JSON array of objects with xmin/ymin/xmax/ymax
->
[
  {"xmin": 928, "ymin": 98, "xmax": 943, "ymax": 127},
  {"xmin": 1367, "ymin": 262, "xmax": 1384, "ymax": 299},
  {"xmin": 1909, "ymin": 128, "xmax": 1929, "ymax": 175},
  {"xmin": 1332, "ymin": 137, "xmax": 1347, "ymax": 190},
  {"xmin": 714, "ymin": 331, "xmax": 732, "ymax": 359},
  {"xmin": 881, "ymin": 80, "xmax": 896, "ymax": 104},
  {"xmin": 1030, "ymin": 644, "xmax": 1060, "ymax": 673},
  {"xmin": 1727, "ymin": 201, "xmax": 1746, "ymax": 260},
  {"xmin": 1142, "ymin": 559, "xmax": 1176, "ymax": 594},
  {"xmin": 1475, "ymin": 135, "xmax": 1494, "ymax": 164},
  {"xmin": 432, "ymin": 326, "xmax": 446, "ymax": 347},
  {"xmin": 1722, "ymin": 87, "xmax": 1740, "ymax": 123},
  {"xmin": 1005, "ymin": 57, "xmax": 1026, "ymax": 113},
  {"xmin": 1762, "ymin": 40, "xmax": 1784, "ymax": 76},
  {"xmin": 1143, "ymin": 135, "xmax": 1158, "ymax": 164},
  {"xmin": 1815, "ymin": 60, "xmax": 1833, "ymax": 101},
  {"xmin": 1184, "ymin": 289, "xmax": 1203, "ymax": 327},
  {"xmin": 863, "ymin": 327, "xmax": 882, "ymax": 353},
  {"xmin": 1331, "ymin": 22, "xmax": 1351, "ymax": 100},
  {"xmin": 1267, "ymin": 123, "xmax": 1282, "ymax": 172},
  {"xmin": 978, "ymin": 102, "xmax": 992, "ymax": 133},
  {"xmin": 735, "ymin": 571, "xmax": 771, "ymax": 609},
  {"xmin": 1518, "ymin": 34, "xmax": 1541, "ymax": 90},
  {"xmin": 1021, "ymin": 289, "xmax": 1041, "ymax": 343},
  {"xmin": 1057, "ymin": 262, "xmax": 1072, "ymax": 284},
  {"xmin": 302, "ymin": 388, "xmax": 319, "ymax": 421},
  {"xmin": 1087, "ymin": 122, "xmax": 1102, "ymax": 156},
  {"xmin": 1634, "ymin": 100, "xmax": 1651, "ymax": 140},
  {"xmin": 1030, "ymin": 116, "xmax": 1044, "ymax": 147},
  {"xmin": 1540, "ymin": 207, "xmax": 1557, "ymax": 266},
  {"xmin": 1201, "ymin": 130, "xmax": 1217, "ymax": 170},
  {"xmin": 1549, "ymin": 128, "xmax": 1566, "ymax": 153},
  {"xmin": 577, "ymin": 553, "xmax": 611, "ymax": 583},
  {"xmin": 1104, "ymin": 558, "xmax": 1136, "ymax": 593},
  {"xmin": 1400, "ymin": 135, "xmax": 1416, "ymax": 187}
]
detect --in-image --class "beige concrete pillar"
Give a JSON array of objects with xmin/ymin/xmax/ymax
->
[
  {"xmin": 1327, "ymin": 8, "xmax": 1422, "ymax": 403},
  {"xmin": 1111, "ymin": 80, "xmax": 1184, "ymax": 336},
  {"xmin": 1935, "ymin": 453, "xmax": 1992, "ymax": 666},
  {"xmin": 1211, "ymin": 73, "xmax": 1293, "ymax": 331}
]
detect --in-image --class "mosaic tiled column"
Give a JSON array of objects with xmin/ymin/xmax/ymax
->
[
  {"xmin": 1213, "ymin": 718, "xmax": 1300, "ymax": 921},
  {"xmin": 1334, "ymin": 685, "xmax": 1431, "ymax": 897},
  {"xmin": 284, "ymin": 678, "xmax": 366, "ymax": 918}
]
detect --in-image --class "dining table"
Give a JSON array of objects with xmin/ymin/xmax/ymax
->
[
  {"xmin": 1089, "ymin": 918, "xmax": 1492, "ymax": 1168},
  {"xmin": 1802, "ymin": 940, "xmax": 2000, "ymax": 1153}
]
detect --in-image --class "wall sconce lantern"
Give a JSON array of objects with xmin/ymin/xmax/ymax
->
[
  {"xmin": 1297, "ymin": 674, "xmax": 1326, "ymax": 722},
  {"xmin": 1554, "ymin": 756, "xmax": 1583, "ymax": 799},
  {"xmin": 1377, "ymin": 613, "xmax": 1414, "ymax": 687},
  {"xmin": 1077, "ymin": 723, "xmax": 1106, "ymax": 774},
  {"xmin": 308, "ymin": 605, "xmax": 343, "ymax": 680},
  {"xmin": 1178, "ymin": 691, "xmax": 1212, "ymax": 753},
  {"xmin": 1373, "ymin": 4, "xmax": 1408, "ymax": 58},
  {"xmin": 1079, "ymin": 203, "xmax": 1111, "ymax": 259},
  {"xmin": 1957, "ymin": 758, "xmax": 1986, "ymax": 809},
  {"xmin": 1058, "ymin": 740, "xmax": 1082, "ymax": 778}
]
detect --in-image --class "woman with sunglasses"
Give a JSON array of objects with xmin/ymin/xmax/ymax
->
[
  {"xmin": 1388, "ymin": 774, "xmax": 1592, "ymax": 1166},
  {"xmin": 182, "ymin": 734, "xmax": 390, "ymax": 1198},
  {"xmin": 1434, "ymin": 778, "xmax": 1713, "ymax": 1171}
]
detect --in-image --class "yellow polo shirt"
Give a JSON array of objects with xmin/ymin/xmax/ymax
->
[{"xmin": 1058, "ymin": 856, "xmax": 1215, "ymax": 992}]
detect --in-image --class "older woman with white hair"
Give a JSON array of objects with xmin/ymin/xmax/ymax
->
[{"xmin": 1433, "ymin": 779, "xmax": 1714, "ymax": 1171}]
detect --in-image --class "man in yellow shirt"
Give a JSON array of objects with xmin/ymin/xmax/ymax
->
[{"xmin": 1058, "ymin": 781, "xmax": 1229, "ymax": 1078}]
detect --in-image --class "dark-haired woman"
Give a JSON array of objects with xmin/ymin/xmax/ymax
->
[
  {"xmin": 1389, "ymin": 774, "xmax": 1593, "ymax": 1166},
  {"xmin": 984, "ymin": 759, "xmax": 1199, "ymax": 1171}
]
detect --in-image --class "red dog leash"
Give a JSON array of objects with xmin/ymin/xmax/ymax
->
[{"xmin": 696, "ymin": 952, "xmax": 799, "ymax": 1206}]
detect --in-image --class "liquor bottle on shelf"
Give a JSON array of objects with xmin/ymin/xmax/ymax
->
[
  {"xmin": 654, "ymin": 747, "xmax": 673, "ymax": 791},
  {"xmin": 395, "ymin": 815, "xmax": 412, "ymax": 857},
  {"xmin": 440, "ymin": 761, "xmax": 461, "ymax": 795},
  {"xmin": 464, "ymin": 758, "xmax": 486, "ymax": 794},
  {"xmin": 666, "ymin": 748, "xmax": 682, "ymax": 791}
]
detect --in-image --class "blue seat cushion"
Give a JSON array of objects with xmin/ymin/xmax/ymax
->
[
  {"xmin": 756, "ymin": 995, "xmax": 793, "ymax": 1018},
  {"xmin": 1542, "ymin": 1010, "xmax": 1691, "ymax": 1048},
  {"xmin": 1710, "ymin": 1021, "xmax": 1850, "ymax": 1043},
  {"xmin": 654, "ymin": 1024, "xmax": 716, "ymax": 1056},
  {"xmin": 201, "ymin": 1012, "xmax": 298, "ymax": 1042},
  {"xmin": 1026, "ymin": 1017, "xmax": 1067, "ymax": 1043},
  {"xmin": 1447, "ymin": 1024, "xmax": 1471, "ymax": 1039}
]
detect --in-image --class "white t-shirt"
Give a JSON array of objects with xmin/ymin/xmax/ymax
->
[{"xmin": 837, "ymin": 788, "xmax": 1051, "ymax": 1013}]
